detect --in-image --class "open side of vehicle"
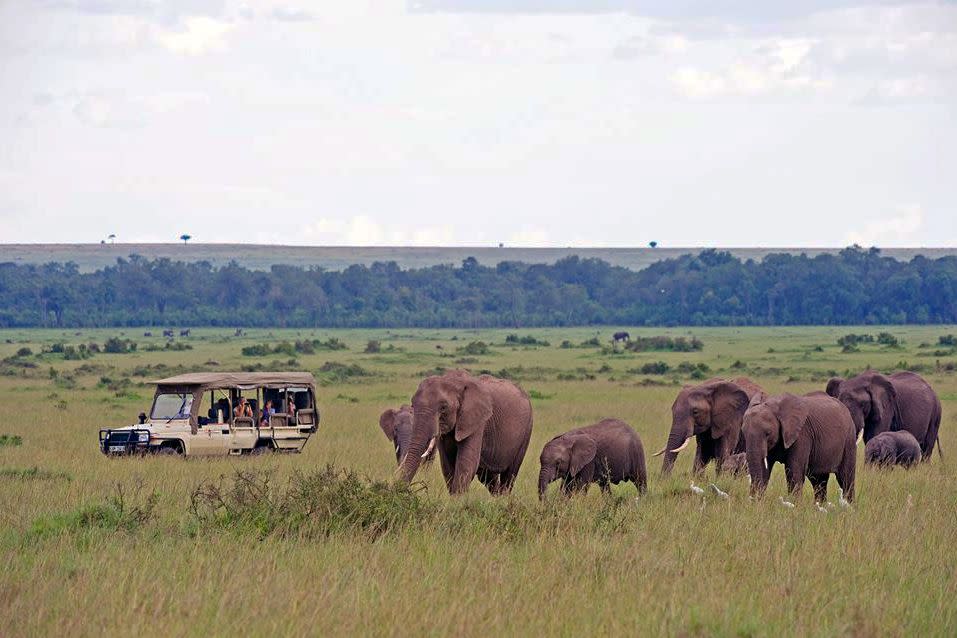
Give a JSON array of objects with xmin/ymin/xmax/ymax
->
[{"xmin": 99, "ymin": 372, "xmax": 320, "ymax": 457}]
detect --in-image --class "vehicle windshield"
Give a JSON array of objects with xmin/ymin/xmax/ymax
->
[{"xmin": 150, "ymin": 393, "xmax": 193, "ymax": 420}]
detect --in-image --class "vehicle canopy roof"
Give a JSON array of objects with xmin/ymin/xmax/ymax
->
[{"xmin": 152, "ymin": 372, "xmax": 316, "ymax": 392}]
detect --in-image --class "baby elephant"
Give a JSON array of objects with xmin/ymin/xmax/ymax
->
[
  {"xmin": 538, "ymin": 419, "xmax": 647, "ymax": 499},
  {"xmin": 379, "ymin": 406, "xmax": 436, "ymax": 466},
  {"xmin": 743, "ymin": 392, "xmax": 856, "ymax": 503},
  {"xmin": 865, "ymin": 431, "xmax": 922, "ymax": 469}
]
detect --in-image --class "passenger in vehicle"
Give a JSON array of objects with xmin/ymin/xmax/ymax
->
[
  {"xmin": 260, "ymin": 400, "xmax": 275, "ymax": 427},
  {"xmin": 234, "ymin": 397, "xmax": 252, "ymax": 419},
  {"xmin": 286, "ymin": 397, "xmax": 297, "ymax": 418}
]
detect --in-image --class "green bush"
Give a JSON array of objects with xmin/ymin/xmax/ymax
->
[
  {"xmin": 634, "ymin": 361, "xmax": 670, "ymax": 375},
  {"xmin": 0, "ymin": 434, "xmax": 23, "ymax": 447},
  {"xmin": 837, "ymin": 334, "xmax": 874, "ymax": 347},
  {"xmin": 939, "ymin": 335, "xmax": 957, "ymax": 346},
  {"xmin": 505, "ymin": 334, "xmax": 550, "ymax": 347},
  {"xmin": 625, "ymin": 336, "xmax": 704, "ymax": 352},
  {"xmin": 103, "ymin": 337, "xmax": 137, "ymax": 354},
  {"xmin": 364, "ymin": 340, "xmax": 381, "ymax": 353},
  {"xmin": 458, "ymin": 341, "xmax": 490, "ymax": 356},
  {"xmin": 15, "ymin": 347, "xmax": 32, "ymax": 357},
  {"xmin": 877, "ymin": 332, "xmax": 899, "ymax": 347}
]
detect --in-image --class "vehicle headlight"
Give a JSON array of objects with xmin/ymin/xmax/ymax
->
[{"xmin": 138, "ymin": 433, "xmax": 149, "ymax": 442}]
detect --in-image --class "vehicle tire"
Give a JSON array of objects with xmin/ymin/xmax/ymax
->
[
  {"xmin": 156, "ymin": 445, "xmax": 180, "ymax": 456},
  {"xmin": 249, "ymin": 444, "xmax": 272, "ymax": 456}
]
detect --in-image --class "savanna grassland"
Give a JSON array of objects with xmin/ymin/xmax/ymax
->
[{"xmin": 0, "ymin": 326, "xmax": 955, "ymax": 637}]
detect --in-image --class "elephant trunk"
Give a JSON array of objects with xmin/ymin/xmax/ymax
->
[
  {"xmin": 845, "ymin": 403, "xmax": 866, "ymax": 441},
  {"xmin": 398, "ymin": 406, "xmax": 437, "ymax": 483},
  {"xmin": 746, "ymin": 437, "xmax": 770, "ymax": 497},
  {"xmin": 538, "ymin": 466, "xmax": 553, "ymax": 500},
  {"xmin": 659, "ymin": 418, "xmax": 693, "ymax": 476}
]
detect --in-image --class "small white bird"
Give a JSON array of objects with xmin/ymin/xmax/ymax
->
[
  {"xmin": 690, "ymin": 482, "xmax": 705, "ymax": 496},
  {"xmin": 826, "ymin": 502, "xmax": 836, "ymax": 509},
  {"xmin": 838, "ymin": 488, "xmax": 851, "ymax": 509},
  {"xmin": 816, "ymin": 503, "xmax": 828, "ymax": 513},
  {"xmin": 779, "ymin": 497, "xmax": 796, "ymax": 509},
  {"xmin": 709, "ymin": 483, "xmax": 729, "ymax": 499}
]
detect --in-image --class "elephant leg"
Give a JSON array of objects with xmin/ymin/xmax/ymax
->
[
  {"xmin": 438, "ymin": 436, "xmax": 458, "ymax": 491},
  {"xmin": 837, "ymin": 445, "xmax": 856, "ymax": 502},
  {"xmin": 692, "ymin": 438, "xmax": 707, "ymax": 477},
  {"xmin": 476, "ymin": 467, "xmax": 501, "ymax": 495},
  {"xmin": 449, "ymin": 434, "xmax": 483, "ymax": 495},
  {"xmin": 808, "ymin": 474, "xmax": 828, "ymax": 503},
  {"xmin": 599, "ymin": 480, "xmax": 611, "ymax": 495},
  {"xmin": 783, "ymin": 460, "xmax": 806, "ymax": 499}
]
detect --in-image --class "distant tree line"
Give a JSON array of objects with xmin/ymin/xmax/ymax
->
[{"xmin": 1, "ymin": 246, "xmax": 955, "ymax": 328}]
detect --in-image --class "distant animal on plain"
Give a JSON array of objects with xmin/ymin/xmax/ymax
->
[
  {"xmin": 143, "ymin": 332, "xmax": 152, "ymax": 337},
  {"xmin": 234, "ymin": 329, "xmax": 245, "ymax": 337},
  {"xmin": 162, "ymin": 329, "xmax": 174, "ymax": 338},
  {"xmin": 612, "ymin": 331, "xmax": 630, "ymax": 343},
  {"xmin": 538, "ymin": 418, "xmax": 647, "ymax": 499},
  {"xmin": 180, "ymin": 329, "xmax": 190, "ymax": 337},
  {"xmin": 864, "ymin": 431, "xmax": 922, "ymax": 469}
]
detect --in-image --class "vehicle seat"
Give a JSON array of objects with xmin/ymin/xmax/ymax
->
[
  {"xmin": 234, "ymin": 416, "xmax": 254, "ymax": 428},
  {"xmin": 297, "ymin": 409, "xmax": 316, "ymax": 426}
]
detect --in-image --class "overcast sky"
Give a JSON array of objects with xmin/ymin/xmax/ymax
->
[{"xmin": 1, "ymin": 1, "xmax": 955, "ymax": 247}]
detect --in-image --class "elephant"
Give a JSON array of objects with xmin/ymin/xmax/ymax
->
[
  {"xmin": 612, "ymin": 331, "xmax": 631, "ymax": 343},
  {"xmin": 398, "ymin": 370, "xmax": 533, "ymax": 495},
  {"xmin": 538, "ymin": 418, "xmax": 647, "ymax": 499},
  {"xmin": 743, "ymin": 391, "xmax": 856, "ymax": 503},
  {"xmin": 826, "ymin": 371, "xmax": 942, "ymax": 460},
  {"xmin": 655, "ymin": 377, "xmax": 767, "ymax": 477},
  {"xmin": 378, "ymin": 405, "xmax": 436, "ymax": 466},
  {"xmin": 864, "ymin": 431, "xmax": 922, "ymax": 469},
  {"xmin": 722, "ymin": 452, "xmax": 749, "ymax": 477}
]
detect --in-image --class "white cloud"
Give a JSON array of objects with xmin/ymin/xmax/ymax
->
[
  {"xmin": 300, "ymin": 216, "xmax": 455, "ymax": 246},
  {"xmin": 846, "ymin": 204, "xmax": 924, "ymax": 247},
  {"xmin": 155, "ymin": 16, "xmax": 233, "ymax": 55}
]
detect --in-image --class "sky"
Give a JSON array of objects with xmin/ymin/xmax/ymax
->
[{"xmin": 1, "ymin": 1, "xmax": 955, "ymax": 247}]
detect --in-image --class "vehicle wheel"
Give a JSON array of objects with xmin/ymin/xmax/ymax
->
[
  {"xmin": 156, "ymin": 446, "xmax": 180, "ymax": 456},
  {"xmin": 249, "ymin": 444, "xmax": 272, "ymax": 456}
]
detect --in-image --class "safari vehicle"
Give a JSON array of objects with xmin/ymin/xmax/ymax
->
[{"xmin": 99, "ymin": 372, "xmax": 319, "ymax": 457}]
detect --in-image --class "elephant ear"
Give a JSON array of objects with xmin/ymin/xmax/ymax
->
[
  {"xmin": 710, "ymin": 382, "xmax": 751, "ymax": 440},
  {"xmin": 775, "ymin": 394, "xmax": 810, "ymax": 449},
  {"xmin": 868, "ymin": 374, "xmax": 899, "ymax": 431},
  {"xmin": 454, "ymin": 380, "xmax": 493, "ymax": 442},
  {"xmin": 569, "ymin": 436, "xmax": 598, "ymax": 477},
  {"xmin": 379, "ymin": 409, "xmax": 397, "ymax": 441},
  {"xmin": 826, "ymin": 377, "xmax": 845, "ymax": 398}
]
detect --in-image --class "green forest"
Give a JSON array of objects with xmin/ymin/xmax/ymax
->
[{"xmin": 1, "ymin": 246, "xmax": 955, "ymax": 328}]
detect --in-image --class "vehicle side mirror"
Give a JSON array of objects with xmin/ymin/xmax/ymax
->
[{"xmin": 138, "ymin": 412, "xmax": 147, "ymax": 424}]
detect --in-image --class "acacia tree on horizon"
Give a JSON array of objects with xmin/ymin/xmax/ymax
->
[{"xmin": 180, "ymin": 234, "xmax": 192, "ymax": 245}]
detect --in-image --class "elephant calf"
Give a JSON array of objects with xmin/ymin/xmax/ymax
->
[
  {"xmin": 743, "ymin": 392, "xmax": 857, "ymax": 503},
  {"xmin": 539, "ymin": 419, "xmax": 647, "ymax": 499},
  {"xmin": 864, "ymin": 431, "xmax": 922, "ymax": 469},
  {"xmin": 379, "ymin": 405, "xmax": 436, "ymax": 466}
]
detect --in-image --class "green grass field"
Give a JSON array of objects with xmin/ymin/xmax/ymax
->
[{"xmin": 1, "ymin": 326, "xmax": 955, "ymax": 636}]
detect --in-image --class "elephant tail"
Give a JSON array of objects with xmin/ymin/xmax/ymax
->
[{"xmin": 936, "ymin": 434, "xmax": 943, "ymax": 462}]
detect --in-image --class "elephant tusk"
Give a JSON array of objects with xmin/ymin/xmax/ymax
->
[
  {"xmin": 421, "ymin": 436, "xmax": 437, "ymax": 459},
  {"xmin": 651, "ymin": 448, "xmax": 667, "ymax": 457},
  {"xmin": 764, "ymin": 458, "xmax": 768, "ymax": 470},
  {"xmin": 669, "ymin": 437, "xmax": 693, "ymax": 454}
]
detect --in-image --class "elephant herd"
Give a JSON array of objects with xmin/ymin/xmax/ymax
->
[{"xmin": 378, "ymin": 368, "xmax": 943, "ymax": 503}]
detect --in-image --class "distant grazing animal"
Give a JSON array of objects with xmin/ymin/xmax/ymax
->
[
  {"xmin": 234, "ymin": 329, "xmax": 245, "ymax": 337},
  {"xmin": 612, "ymin": 331, "xmax": 630, "ymax": 343},
  {"xmin": 865, "ymin": 431, "xmax": 922, "ymax": 469},
  {"xmin": 143, "ymin": 332, "xmax": 152, "ymax": 337},
  {"xmin": 827, "ymin": 371, "xmax": 941, "ymax": 460},
  {"xmin": 655, "ymin": 377, "xmax": 767, "ymax": 477},
  {"xmin": 180, "ymin": 329, "xmax": 190, "ymax": 337},
  {"xmin": 379, "ymin": 405, "xmax": 436, "ymax": 466},
  {"xmin": 398, "ymin": 370, "xmax": 533, "ymax": 496},
  {"xmin": 162, "ymin": 329, "xmax": 174, "ymax": 338},
  {"xmin": 743, "ymin": 392, "xmax": 856, "ymax": 503},
  {"xmin": 538, "ymin": 418, "xmax": 647, "ymax": 499}
]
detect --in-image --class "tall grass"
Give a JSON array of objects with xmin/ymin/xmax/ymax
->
[{"xmin": 0, "ymin": 326, "xmax": 955, "ymax": 636}]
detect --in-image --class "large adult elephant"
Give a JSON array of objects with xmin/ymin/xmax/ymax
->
[
  {"xmin": 655, "ymin": 377, "xmax": 767, "ymax": 476},
  {"xmin": 398, "ymin": 370, "xmax": 533, "ymax": 495},
  {"xmin": 826, "ymin": 371, "xmax": 942, "ymax": 460}
]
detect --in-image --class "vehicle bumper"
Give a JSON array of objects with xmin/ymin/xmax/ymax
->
[{"xmin": 99, "ymin": 429, "xmax": 152, "ymax": 455}]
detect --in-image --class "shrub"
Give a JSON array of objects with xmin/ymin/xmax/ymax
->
[
  {"xmin": 317, "ymin": 362, "xmax": 371, "ymax": 384},
  {"xmin": 15, "ymin": 347, "xmax": 32, "ymax": 357},
  {"xmin": 635, "ymin": 361, "xmax": 670, "ymax": 375},
  {"xmin": 560, "ymin": 340, "xmax": 573, "ymax": 349},
  {"xmin": 939, "ymin": 335, "xmax": 957, "ymax": 346},
  {"xmin": 29, "ymin": 484, "xmax": 155, "ymax": 538},
  {"xmin": 625, "ymin": 336, "xmax": 704, "ymax": 352},
  {"xmin": 458, "ymin": 341, "xmax": 490, "ymax": 356},
  {"xmin": 241, "ymin": 343, "xmax": 272, "ymax": 357},
  {"xmin": 63, "ymin": 344, "xmax": 93, "ymax": 360},
  {"xmin": 103, "ymin": 337, "xmax": 137, "ymax": 354},
  {"xmin": 877, "ymin": 332, "xmax": 899, "ymax": 347},
  {"xmin": 294, "ymin": 340, "xmax": 315, "ymax": 354},
  {"xmin": 364, "ymin": 340, "xmax": 381, "ymax": 353},
  {"xmin": 837, "ymin": 334, "xmax": 874, "ymax": 347},
  {"xmin": 0, "ymin": 434, "xmax": 23, "ymax": 447},
  {"xmin": 505, "ymin": 335, "xmax": 550, "ymax": 347}
]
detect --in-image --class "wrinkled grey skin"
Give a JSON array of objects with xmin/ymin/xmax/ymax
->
[
  {"xmin": 722, "ymin": 452, "xmax": 749, "ymax": 477},
  {"xmin": 538, "ymin": 419, "xmax": 647, "ymax": 499},
  {"xmin": 864, "ymin": 431, "xmax": 922, "ymax": 469},
  {"xmin": 744, "ymin": 392, "xmax": 857, "ymax": 503},
  {"xmin": 826, "ymin": 371, "xmax": 942, "ymax": 461},
  {"xmin": 399, "ymin": 370, "xmax": 533, "ymax": 496},
  {"xmin": 379, "ymin": 405, "xmax": 436, "ymax": 467},
  {"xmin": 657, "ymin": 377, "xmax": 767, "ymax": 477}
]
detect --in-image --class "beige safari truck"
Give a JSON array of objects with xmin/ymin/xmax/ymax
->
[{"xmin": 99, "ymin": 372, "xmax": 319, "ymax": 457}]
